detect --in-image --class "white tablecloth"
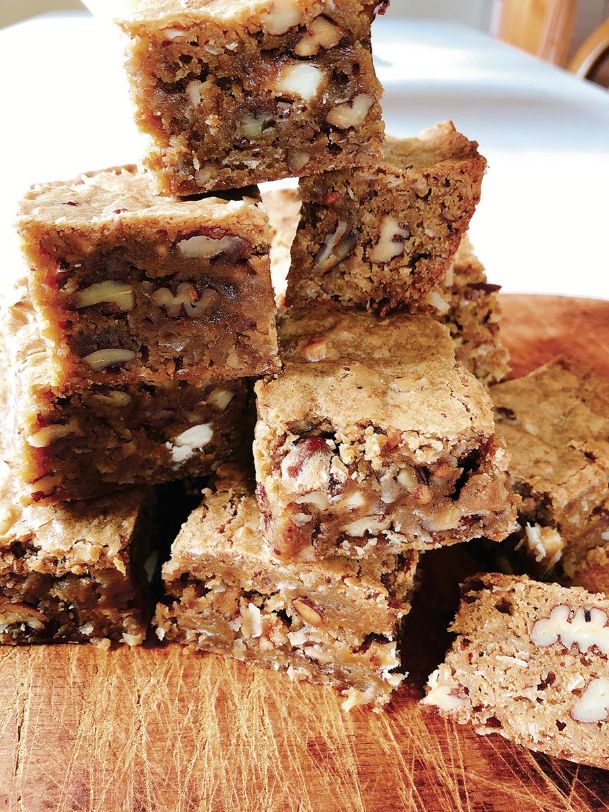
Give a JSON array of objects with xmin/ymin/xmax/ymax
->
[{"xmin": 1, "ymin": 13, "xmax": 608, "ymax": 298}]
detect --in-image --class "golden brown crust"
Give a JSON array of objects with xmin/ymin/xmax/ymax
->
[
  {"xmin": 18, "ymin": 166, "xmax": 268, "ymax": 238},
  {"xmin": 275, "ymin": 307, "xmax": 495, "ymax": 443},
  {"xmin": 423, "ymin": 574, "xmax": 609, "ymax": 769},
  {"xmin": 119, "ymin": 0, "xmax": 377, "ymax": 38},
  {"xmin": 492, "ymin": 357, "xmax": 609, "ymax": 583}
]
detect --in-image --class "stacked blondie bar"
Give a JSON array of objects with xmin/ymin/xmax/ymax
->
[
  {"xmin": 8, "ymin": 0, "xmax": 515, "ymax": 685},
  {"xmin": 6, "ymin": 0, "xmax": 608, "ymax": 771},
  {"xmin": 103, "ymin": 0, "xmax": 515, "ymax": 709}
]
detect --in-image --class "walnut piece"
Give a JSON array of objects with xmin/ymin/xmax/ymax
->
[
  {"xmin": 0, "ymin": 602, "xmax": 46, "ymax": 631},
  {"xmin": 426, "ymin": 290, "xmax": 450, "ymax": 315},
  {"xmin": 166, "ymin": 423, "xmax": 214, "ymax": 465},
  {"xmin": 151, "ymin": 283, "xmax": 220, "ymax": 319},
  {"xmin": 74, "ymin": 281, "xmax": 135, "ymax": 312},
  {"xmin": 369, "ymin": 216, "xmax": 411, "ymax": 264},
  {"xmin": 300, "ymin": 336, "xmax": 327, "ymax": 362},
  {"xmin": 177, "ymin": 233, "xmax": 248, "ymax": 259},
  {"xmin": 314, "ymin": 220, "xmax": 357, "ymax": 271},
  {"xmin": 571, "ymin": 677, "xmax": 609, "ymax": 723},
  {"xmin": 82, "ymin": 349, "xmax": 136, "ymax": 371},
  {"xmin": 30, "ymin": 474, "xmax": 61, "ymax": 497},
  {"xmin": 326, "ymin": 94, "xmax": 374, "ymax": 130},
  {"xmin": 28, "ymin": 420, "xmax": 80, "ymax": 448},
  {"xmin": 294, "ymin": 16, "xmax": 343, "ymax": 57},
  {"xmin": 292, "ymin": 598, "xmax": 323, "ymax": 626},
  {"xmin": 241, "ymin": 602, "xmax": 263, "ymax": 638},
  {"xmin": 522, "ymin": 523, "xmax": 564, "ymax": 571},
  {"xmin": 276, "ymin": 63, "xmax": 323, "ymax": 100},
  {"xmin": 261, "ymin": 0, "xmax": 301, "ymax": 35},
  {"xmin": 186, "ymin": 79, "xmax": 202, "ymax": 106},
  {"xmin": 207, "ymin": 388, "xmax": 234, "ymax": 411},
  {"xmin": 90, "ymin": 391, "xmax": 132, "ymax": 408},
  {"xmin": 422, "ymin": 665, "xmax": 469, "ymax": 711},
  {"xmin": 240, "ymin": 112, "xmax": 274, "ymax": 139},
  {"xmin": 340, "ymin": 516, "xmax": 389, "ymax": 537},
  {"xmin": 281, "ymin": 437, "xmax": 332, "ymax": 491},
  {"xmin": 530, "ymin": 605, "xmax": 609, "ymax": 655},
  {"xmin": 287, "ymin": 150, "xmax": 310, "ymax": 172}
]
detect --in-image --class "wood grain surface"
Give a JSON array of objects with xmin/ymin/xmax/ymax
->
[{"xmin": 1, "ymin": 294, "xmax": 609, "ymax": 812}]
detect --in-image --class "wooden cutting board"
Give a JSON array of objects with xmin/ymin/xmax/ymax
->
[{"xmin": 1, "ymin": 294, "xmax": 608, "ymax": 812}]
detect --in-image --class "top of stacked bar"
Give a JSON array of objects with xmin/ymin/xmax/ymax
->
[
  {"xmin": 17, "ymin": 165, "xmax": 279, "ymax": 388},
  {"xmin": 118, "ymin": 0, "xmax": 385, "ymax": 194},
  {"xmin": 120, "ymin": 0, "xmax": 378, "ymax": 23},
  {"xmin": 19, "ymin": 165, "xmax": 260, "ymax": 224},
  {"xmin": 277, "ymin": 305, "xmax": 494, "ymax": 437}
]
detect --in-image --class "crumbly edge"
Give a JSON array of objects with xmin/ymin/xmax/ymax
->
[
  {"xmin": 422, "ymin": 574, "xmax": 609, "ymax": 768},
  {"xmin": 492, "ymin": 358, "xmax": 609, "ymax": 579},
  {"xmin": 254, "ymin": 416, "xmax": 516, "ymax": 559},
  {"xmin": 0, "ymin": 364, "xmax": 155, "ymax": 644},
  {"xmin": 155, "ymin": 482, "xmax": 416, "ymax": 709},
  {"xmin": 155, "ymin": 573, "xmax": 407, "ymax": 711},
  {"xmin": 437, "ymin": 242, "xmax": 509, "ymax": 385}
]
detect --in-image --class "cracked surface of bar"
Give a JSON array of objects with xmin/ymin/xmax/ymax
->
[{"xmin": 119, "ymin": 0, "xmax": 384, "ymax": 195}]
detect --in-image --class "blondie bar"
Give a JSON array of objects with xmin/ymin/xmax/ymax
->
[
  {"xmin": 492, "ymin": 357, "xmax": 609, "ymax": 590},
  {"xmin": 18, "ymin": 166, "xmax": 279, "ymax": 388},
  {"xmin": 154, "ymin": 473, "xmax": 418, "ymax": 710},
  {"xmin": 4, "ymin": 288, "xmax": 250, "ymax": 504},
  {"xmin": 0, "ymin": 479, "xmax": 153, "ymax": 645},
  {"xmin": 263, "ymin": 184, "xmax": 508, "ymax": 384},
  {"xmin": 119, "ymin": 0, "xmax": 384, "ymax": 196},
  {"xmin": 254, "ymin": 306, "xmax": 517, "ymax": 560},
  {"xmin": 0, "ymin": 367, "xmax": 153, "ymax": 644},
  {"xmin": 423, "ymin": 574, "xmax": 609, "ymax": 769},
  {"xmin": 435, "ymin": 237, "xmax": 509, "ymax": 386},
  {"xmin": 287, "ymin": 122, "xmax": 486, "ymax": 313}
]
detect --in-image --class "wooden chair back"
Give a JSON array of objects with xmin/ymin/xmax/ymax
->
[
  {"xmin": 568, "ymin": 17, "xmax": 609, "ymax": 81},
  {"xmin": 497, "ymin": 0, "xmax": 578, "ymax": 66}
]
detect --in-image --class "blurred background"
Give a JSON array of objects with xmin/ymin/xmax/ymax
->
[
  {"xmin": 2, "ymin": 0, "xmax": 608, "ymax": 86},
  {"xmin": 1, "ymin": 1, "xmax": 608, "ymax": 299}
]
